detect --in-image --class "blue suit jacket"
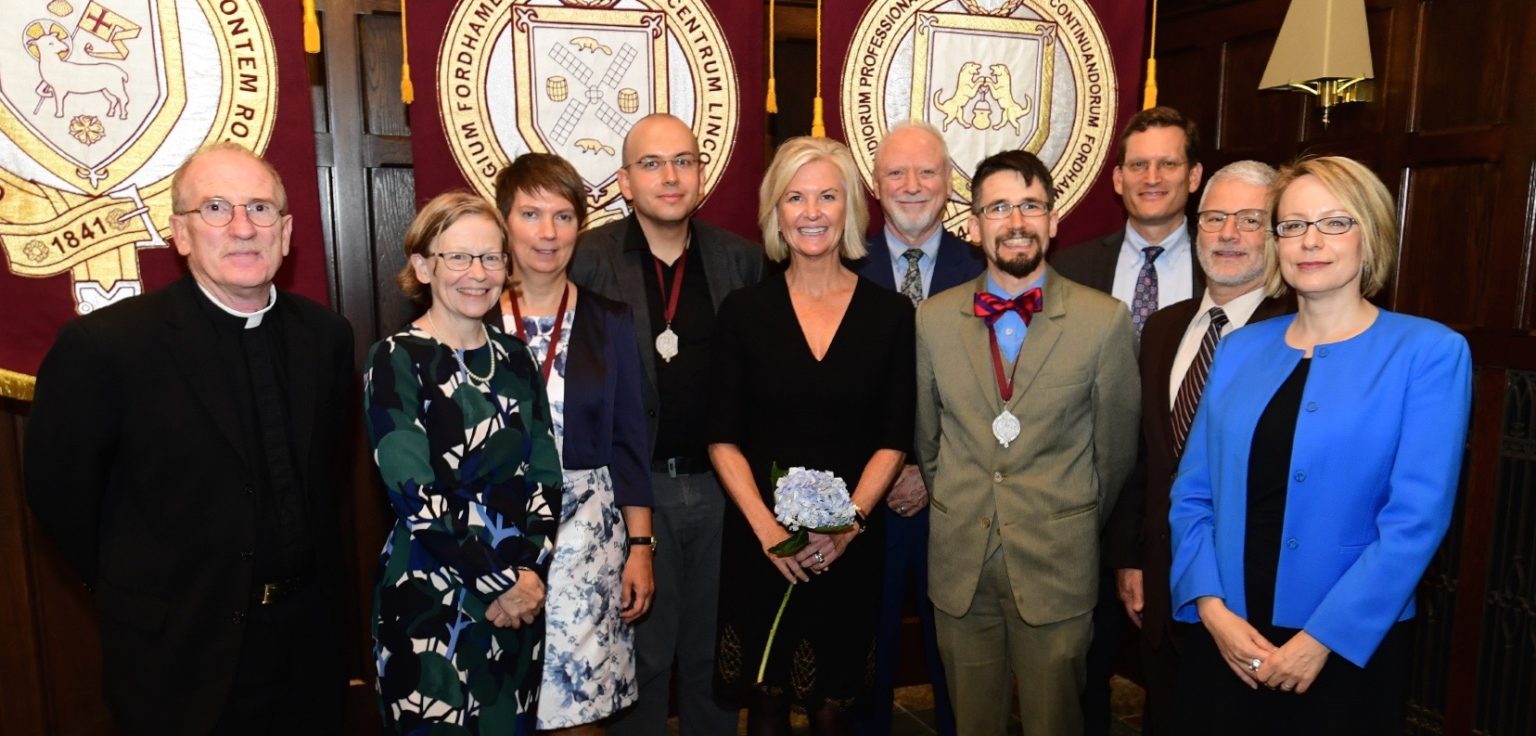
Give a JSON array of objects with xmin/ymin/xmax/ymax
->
[
  {"xmin": 1168, "ymin": 310, "xmax": 1471, "ymax": 666},
  {"xmin": 850, "ymin": 228, "xmax": 986, "ymax": 297}
]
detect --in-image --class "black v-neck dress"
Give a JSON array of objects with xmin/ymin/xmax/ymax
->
[{"xmin": 708, "ymin": 270, "xmax": 916, "ymax": 709}]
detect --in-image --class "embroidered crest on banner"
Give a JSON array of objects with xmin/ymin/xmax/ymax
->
[
  {"xmin": 438, "ymin": 0, "xmax": 739, "ymax": 229},
  {"xmin": 0, "ymin": 0, "xmax": 280, "ymax": 314},
  {"xmin": 841, "ymin": 0, "xmax": 1116, "ymax": 238}
]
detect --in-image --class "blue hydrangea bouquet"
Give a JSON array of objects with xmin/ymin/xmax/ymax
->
[{"xmin": 758, "ymin": 463, "xmax": 855, "ymax": 682}]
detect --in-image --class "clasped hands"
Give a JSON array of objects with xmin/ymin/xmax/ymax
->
[
  {"xmin": 1196, "ymin": 596, "xmax": 1331, "ymax": 694},
  {"xmin": 760, "ymin": 526, "xmax": 855, "ymax": 584},
  {"xmin": 486, "ymin": 569, "xmax": 545, "ymax": 629},
  {"xmin": 884, "ymin": 465, "xmax": 929, "ymax": 518}
]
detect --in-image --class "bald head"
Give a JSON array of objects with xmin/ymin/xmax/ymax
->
[
  {"xmin": 622, "ymin": 113, "xmax": 699, "ymax": 165},
  {"xmin": 618, "ymin": 113, "xmax": 703, "ymax": 228}
]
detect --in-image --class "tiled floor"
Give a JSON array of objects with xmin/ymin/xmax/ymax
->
[{"xmin": 672, "ymin": 676, "xmax": 1146, "ymax": 734}]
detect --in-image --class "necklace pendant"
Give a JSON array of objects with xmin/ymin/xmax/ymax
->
[
  {"xmin": 992, "ymin": 409, "xmax": 1021, "ymax": 448},
  {"xmin": 655, "ymin": 327, "xmax": 679, "ymax": 362}
]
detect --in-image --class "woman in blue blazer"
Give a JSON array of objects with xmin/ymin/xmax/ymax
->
[
  {"xmin": 1168, "ymin": 156, "xmax": 1471, "ymax": 733},
  {"xmin": 492, "ymin": 153, "xmax": 655, "ymax": 733}
]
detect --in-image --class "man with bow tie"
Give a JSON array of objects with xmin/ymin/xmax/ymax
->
[{"xmin": 914, "ymin": 149, "xmax": 1140, "ymax": 736}]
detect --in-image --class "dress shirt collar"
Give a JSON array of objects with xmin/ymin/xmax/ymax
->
[
  {"xmin": 985, "ymin": 270, "xmax": 1046, "ymax": 299},
  {"xmin": 884, "ymin": 224, "xmax": 942, "ymax": 265},
  {"xmin": 1194, "ymin": 285, "xmax": 1268, "ymax": 332},
  {"xmin": 1122, "ymin": 217, "xmax": 1192, "ymax": 262}
]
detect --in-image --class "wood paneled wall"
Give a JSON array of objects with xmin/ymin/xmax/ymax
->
[{"xmin": 2, "ymin": 0, "xmax": 1534, "ymax": 733}]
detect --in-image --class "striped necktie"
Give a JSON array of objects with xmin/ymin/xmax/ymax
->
[{"xmin": 1171, "ymin": 306, "xmax": 1229, "ymax": 456}]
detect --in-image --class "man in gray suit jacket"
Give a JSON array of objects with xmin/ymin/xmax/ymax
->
[
  {"xmin": 570, "ymin": 113, "xmax": 762, "ymax": 736},
  {"xmin": 916, "ymin": 150, "xmax": 1139, "ymax": 735}
]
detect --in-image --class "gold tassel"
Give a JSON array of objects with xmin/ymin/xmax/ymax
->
[
  {"xmin": 810, "ymin": 0, "xmax": 825, "ymax": 137},
  {"xmin": 766, "ymin": 0, "xmax": 778, "ymax": 112},
  {"xmin": 400, "ymin": 0, "xmax": 414, "ymax": 104},
  {"xmin": 1142, "ymin": 0, "xmax": 1159, "ymax": 109},
  {"xmin": 303, "ymin": 0, "xmax": 320, "ymax": 54}
]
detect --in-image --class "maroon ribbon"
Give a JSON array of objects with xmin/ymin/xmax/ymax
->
[
  {"xmin": 509, "ymin": 283, "xmax": 571, "ymax": 383},
  {"xmin": 974, "ymin": 289, "xmax": 1042, "ymax": 402}
]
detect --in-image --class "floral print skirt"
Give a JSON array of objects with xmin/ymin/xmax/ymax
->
[{"xmin": 536, "ymin": 466, "xmax": 636, "ymax": 728}]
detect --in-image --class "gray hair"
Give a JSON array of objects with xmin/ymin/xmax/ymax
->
[
  {"xmin": 877, "ymin": 120, "xmax": 951, "ymax": 165},
  {"xmin": 1198, "ymin": 160, "xmax": 1278, "ymax": 210}
]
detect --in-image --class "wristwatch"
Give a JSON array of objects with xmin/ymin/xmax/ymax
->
[{"xmin": 627, "ymin": 536, "xmax": 657, "ymax": 552}]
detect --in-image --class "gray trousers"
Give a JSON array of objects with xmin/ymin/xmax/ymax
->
[{"xmin": 608, "ymin": 470, "xmax": 739, "ymax": 736}]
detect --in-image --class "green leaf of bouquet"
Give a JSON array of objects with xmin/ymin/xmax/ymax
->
[
  {"xmin": 768, "ymin": 528, "xmax": 809, "ymax": 556},
  {"xmin": 770, "ymin": 461, "xmax": 787, "ymax": 487},
  {"xmin": 813, "ymin": 523, "xmax": 854, "ymax": 534}
]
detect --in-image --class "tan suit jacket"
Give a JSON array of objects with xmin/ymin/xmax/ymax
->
[{"xmin": 916, "ymin": 266, "xmax": 1140, "ymax": 625}]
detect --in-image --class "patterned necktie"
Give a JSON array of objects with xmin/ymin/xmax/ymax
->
[
  {"xmin": 973, "ymin": 288, "xmax": 1043, "ymax": 326},
  {"xmin": 900, "ymin": 248, "xmax": 925, "ymax": 306},
  {"xmin": 1171, "ymin": 306, "xmax": 1229, "ymax": 456},
  {"xmin": 1131, "ymin": 245, "xmax": 1164, "ymax": 336}
]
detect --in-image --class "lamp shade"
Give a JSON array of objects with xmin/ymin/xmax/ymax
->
[{"xmin": 1259, "ymin": 0, "xmax": 1374, "ymax": 89}]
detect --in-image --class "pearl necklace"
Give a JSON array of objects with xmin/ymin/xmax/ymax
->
[{"xmin": 424, "ymin": 312, "xmax": 495, "ymax": 385}]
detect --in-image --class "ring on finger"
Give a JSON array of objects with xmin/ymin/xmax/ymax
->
[
  {"xmin": 1248, "ymin": 657, "xmax": 1262, "ymax": 672},
  {"xmin": 813, "ymin": 551, "xmax": 826, "ymax": 565}
]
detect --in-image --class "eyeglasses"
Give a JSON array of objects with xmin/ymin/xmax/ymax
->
[
  {"xmin": 432, "ymin": 252, "xmax": 509, "ymax": 271},
  {"xmin": 976, "ymin": 200, "xmax": 1051, "ymax": 220},
  {"xmin": 175, "ymin": 198, "xmax": 283, "ymax": 227},
  {"xmin": 1121, "ymin": 159, "xmax": 1188, "ymax": 175},
  {"xmin": 623, "ymin": 155, "xmax": 698, "ymax": 173},
  {"xmin": 1196, "ymin": 209, "xmax": 1267, "ymax": 233},
  {"xmin": 1274, "ymin": 216, "xmax": 1358, "ymax": 238}
]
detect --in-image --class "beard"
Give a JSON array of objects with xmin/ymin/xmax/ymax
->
[
  {"xmin": 884, "ymin": 201, "xmax": 944, "ymax": 242},
  {"xmin": 989, "ymin": 228, "xmax": 1044, "ymax": 278}
]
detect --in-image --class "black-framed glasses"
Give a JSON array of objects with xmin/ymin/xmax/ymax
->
[
  {"xmin": 1196, "ymin": 209, "xmax": 1267, "ymax": 233},
  {"xmin": 174, "ymin": 198, "xmax": 283, "ymax": 227},
  {"xmin": 1274, "ymin": 216, "xmax": 1358, "ymax": 238},
  {"xmin": 1120, "ymin": 159, "xmax": 1188, "ymax": 175},
  {"xmin": 432, "ymin": 252, "xmax": 509, "ymax": 271},
  {"xmin": 623, "ymin": 155, "xmax": 698, "ymax": 173},
  {"xmin": 976, "ymin": 200, "xmax": 1050, "ymax": 220}
]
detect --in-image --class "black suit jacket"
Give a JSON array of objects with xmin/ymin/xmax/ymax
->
[
  {"xmin": 569, "ymin": 215, "xmax": 764, "ymax": 450},
  {"xmin": 849, "ymin": 227, "xmax": 987, "ymax": 298},
  {"xmin": 1102, "ymin": 292, "xmax": 1293, "ymax": 645},
  {"xmin": 1049, "ymin": 226, "xmax": 1206, "ymax": 299},
  {"xmin": 24, "ymin": 277, "xmax": 353, "ymax": 735}
]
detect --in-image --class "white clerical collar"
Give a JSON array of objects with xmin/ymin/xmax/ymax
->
[{"xmin": 197, "ymin": 282, "xmax": 277, "ymax": 329}]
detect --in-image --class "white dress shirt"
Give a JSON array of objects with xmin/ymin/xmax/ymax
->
[{"xmin": 1167, "ymin": 287, "xmax": 1268, "ymax": 407}]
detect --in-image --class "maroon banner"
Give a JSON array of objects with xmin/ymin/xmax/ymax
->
[
  {"xmin": 820, "ymin": 0, "xmax": 1148, "ymax": 249},
  {"xmin": 407, "ymin": 0, "xmax": 765, "ymax": 242},
  {"xmin": 0, "ymin": 0, "xmax": 330, "ymax": 399}
]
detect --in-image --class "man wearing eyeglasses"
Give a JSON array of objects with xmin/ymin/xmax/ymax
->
[
  {"xmin": 916, "ymin": 150, "xmax": 1138, "ymax": 736},
  {"xmin": 1101, "ymin": 160, "xmax": 1294, "ymax": 735},
  {"xmin": 571, "ymin": 113, "xmax": 762, "ymax": 736},
  {"xmin": 1049, "ymin": 105, "xmax": 1205, "ymax": 736},
  {"xmin": 24, "ymin": 142, "xmax": 353, "ymax": 735}
]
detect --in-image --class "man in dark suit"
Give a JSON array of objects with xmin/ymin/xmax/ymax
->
[
  {"xmin": 850, "ymin": 121, "xmax": 983, "ymax": 736},
  {"xmin": 1103, "ymin": 161, "xmax": 1293, "ymax": 735},
  {"xmin": 571, "ymin": 113, "xmax": 762, "ymax": 736},
  {"xmin": 1050, "ymin": 106, "xmax": 1206, "ymax": 332},
  {"xmin": 24, "ymin": 143, "xmax": 353, "ymax": 735},
  {"xmin": 1050, "ymin": 106, "xmax": 1205, "ymax": 735}
]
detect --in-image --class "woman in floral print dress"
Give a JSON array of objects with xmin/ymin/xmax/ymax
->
[
  {"xmin": 365, "ymin": 191, "xmax": 564, "ymax": 735},
  {"xmin": 492, "ymin": 153, "xmax": 655, "ymax": 734}
]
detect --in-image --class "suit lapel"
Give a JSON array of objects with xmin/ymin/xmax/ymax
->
[
  {"xmin": 861, "ymin": 230, "xmax": 898, "ymax": 291},
  {"xmin": 932, "ymin": 233, "xmax": 978, "ymax": 294},
  {"xmin": 695, "ymin": 223, "xmax": 738, "ymax": 310},
  {"xmin": 1004, "ymin": 269, "xmax": 1066, "ymax": 411},
  {"xmin": 955, "ymin": 274, "xmax": 1003, "ymax": 411},
  {"xmin": 616, "ymin": 240, "xmax": 658, "ymax": 391},
  {"xmin": 164, "ymin": 280, "xmax": 250, "ymax": 469},
  {"xmin": 280, "ymin": 295, "xmax": 319, "ymax": 470}
]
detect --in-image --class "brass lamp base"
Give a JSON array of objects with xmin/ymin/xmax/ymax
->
[{"xmin": 1284, "ymin": 77, "xmax": 1374, "ymax": 126}]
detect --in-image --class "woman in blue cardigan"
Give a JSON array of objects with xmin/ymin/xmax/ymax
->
[
  {"xmin": 493, "ymin": 153, "xmax": 655, "ymax": 734},
  {"xmin": 1168, "ymin": 156, "xmax": 1471, "ymax": 733}
]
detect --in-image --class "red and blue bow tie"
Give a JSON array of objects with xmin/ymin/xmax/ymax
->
[{"xmin": 973, "ymin": 288, "xmax": 1043, "ymax": 327}]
